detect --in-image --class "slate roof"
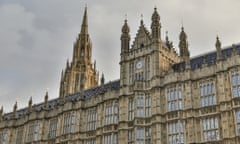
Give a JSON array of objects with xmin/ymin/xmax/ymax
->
[
  {"xmin": 172, "ymin": 44, "xmax": 240, "ymax": 72},
  {"xmin": 2, "ymin": 80, "xmax": 120, "ymax": 120}
]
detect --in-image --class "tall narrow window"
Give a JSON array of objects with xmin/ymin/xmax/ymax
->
[
  {"xmin": 128, "ymin": 130, "xmax": 134, "ymax": 144},
  {"xmin": 167, "ymin": 85, "xmax": 183, "ymax": 112},
  {"xmin": 235, "ymin": 111, "xmax": 240, "ymax": 135},
  {"xmin": 136, "ymin": 127, "xmax": 144, "ymax": 144},
  {"xmin": 27, "ymin": 121, "xmax": 39, "ymax": 142},
  {"xmin": 200, "ymin": 80, "xmax": 216, "ymax": 107},
  {"xmin": 231, "ymin": 72, "xmax": 240, "ymax": 98},
  {"xmin": 16, "ymin": 127, "xmax": 24, "ymax": 144},
  {"xmin": 63, "ymin": 112, "xmax": 75, "ymax": 134},
  {"xmin": 49, "ymin": 118, "xmax": 58, "ymax": 139},
  {"xmin": 202, "ymin": 117, "xmax": 219, "ymax": 142},
  {"xmin": 145, "ymin": 94, "xmax": 151, "ymax": 117},
  {"xmin": 71, "ymin": 113, "xmax": 75, "ymax": 133},
  {"xmin": 0, "ymin": 130, "xmax": 8, "ymax": 144},
  {"xmin": 145, "ymin": 57, "xmax": 150, "ymax": 80},
  {"xmin": 136, "ymin": 95, "xmax": 144, "ymax": 117},
  {"xmin": 85, "ymin": 139, "xmax": 96, "ymax": 144},
  {"xmin": 87, "ymin": 108, "xmax": 97, "ymax": 131},
  {"xmin": 114, "ymin": 101, "xmax": 118, "ymax": 124},
  {"xmin": 168, "ymin": 121, "xmax": 185, "ymax": 144},
  {"xmin": 104, "ymin": 101, "xmax": 118, "ymax": 125},
  {"xmin": 145, "ymin": 127, "xmax": 151, "ymax": 144},
  {"xmin": 128, "ymin": 98, "xmax": 134, "ymax": 121},
  {"xmin": 129, "ymin": 63, "xmax": 134, "ymax": 84},
  {"xmin": 103, "ymin": 133, "xmax": 118, "ymax": 144}
]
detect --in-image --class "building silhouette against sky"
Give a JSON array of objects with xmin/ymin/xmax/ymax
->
[{"xmin": 1, "ymin": 7, "xmax": 240, "ymax": 144}]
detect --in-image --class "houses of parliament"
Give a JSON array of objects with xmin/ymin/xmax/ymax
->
[{"xmin": 1, "ymin": 6, "xmax": 240, "ymax": 144}]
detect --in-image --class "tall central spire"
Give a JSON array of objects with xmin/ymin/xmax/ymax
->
[
  {"xmin": 72, "ymin": 6, "xmax": 91, "ymax": 64},
  {"xmin": 59, "ymin": 7, "xmax": 98, "ymax": 98},
  {"xmin": 81, "ymin": 7, "xmax": 88, "ymax": 35}
]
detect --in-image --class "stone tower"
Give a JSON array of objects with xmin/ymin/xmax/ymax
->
[
  {"xmin": 119, "ymin": 8, "xmax": 180, "ymax": 89},
  {"xmin": 59, "ymin": 7, "xmax": 98, "ymax": 98}
]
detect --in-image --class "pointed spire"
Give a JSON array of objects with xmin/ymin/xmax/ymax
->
[
  {"xmin": 180, "ymin": 27, "xmax": 187, "ymax": 40},
  {"xmin": 215, "ymin": 36, "xmax": 222, "ymax": 61},
  {"xmin": 151, "ymin": 7, "xmax": 161, "ymax": 41},
  {"xmin": 66, "ymin": 59, "xmax": 70, "ymax": 69},
  {"xmin": 122, "ymin": 18, "xmax": 130, "ymax": 34},
  {"xmin": 81, "ymin": 6, "xmax": 88, "ymax": 35},
  {"xmin": 152, "ymin": 7, "xmax": 160, "ymax": 21},
  {"xmin": 121, "ymin": 18, "xmax": 130, "ymax": 54},
  {"xmin": 140, "ymin": 14, "xmax": 144, "ymax": 25}
]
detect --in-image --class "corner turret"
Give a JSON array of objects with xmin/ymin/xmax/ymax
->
[
  {"xmin": 121, "ymin": 19, "xmax": 130, "ymax": 54},
  {"xmin": 179, "ymin": 27, "xmax": 190, "ymax": 67},
  {"xmin": 151, "ymin": 7, "xmax": 161, "ymax": 42}
]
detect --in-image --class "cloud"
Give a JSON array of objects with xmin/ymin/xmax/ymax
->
[{"xmin": 0, "ymin": 0, "xmax": 240, "ymax": 112}]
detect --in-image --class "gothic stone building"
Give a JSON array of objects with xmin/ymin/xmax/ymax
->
[{"xmin": 1, "ymin": 7, "xmax": 240, "ymax": 144}]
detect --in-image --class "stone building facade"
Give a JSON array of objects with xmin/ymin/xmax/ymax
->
[{"xmin": 1, "ymin": 7, "xmax": 240, "ymax": 144}]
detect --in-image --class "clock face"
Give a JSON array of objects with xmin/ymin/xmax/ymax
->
[{"xmin": 136, "ymin": 60, "xmax": 143, "ymax": 69}]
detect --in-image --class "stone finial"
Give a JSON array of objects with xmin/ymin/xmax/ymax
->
[
  {"xmin": 44, "ymin": 91, "xmax": 49, "ymax": 108},
  {"xmin": 215, "ymin": 36, "xmax": 221, "ymax": 49},
  {"xmin": 0, "ymin": 106, "xmax": 3, "ymax": 116},
  {"xmin": 232, "ymin": 44, "xmax": 238, "ymax": 55},
  {"xmin": 13, "ymin": 101, "xmax": 17, "ymax": 118},
  {"xmin": 151, "ymin": 7, "xmax": 161, "ymax": 41},
  {"xmin": 28, "ymin": 97, "xmax": 32, "ymax": 112},
  {"xmin": 179, "ymin": 26, "xmax": 190, "ymax": 66},
  {"xmin": 215, "ymin": 36, "xmax": 222, "ymax": 61},
  {"xmin": 121, "ymin": 18, "xmax": 130, "ymax": 54},
  {"xmin": 101, "ymin": 73, "xmax": 105, "ymax": 86},
  {"xmin": 0, "ymin": 106, "xmax": 3, "ymax": 121},
  {"xmin": 121, "ymin": 19, "xmax": 130, "ymax": 34},
  {"xmin": 140, "ymin": 14, "xmax": 144, "ymax": 25},
  {"xmin": 13, "ymin": 101, "xmax": 17, "ymax": 112},
  {"xmin": 0, "ymin": 106, "xmax": 3, "ymax": 114}
]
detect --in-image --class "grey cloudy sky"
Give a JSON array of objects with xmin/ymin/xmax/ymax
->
[{"xmin": 0, "ymin": 0, "xmax": 240, "ymax": 112}]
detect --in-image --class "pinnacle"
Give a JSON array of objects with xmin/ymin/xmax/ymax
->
[{"xmin": 81, "ymin": 6, "xmax": 88, "ymax": 35}]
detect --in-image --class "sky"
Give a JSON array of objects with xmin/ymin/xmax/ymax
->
[{"xmin": 0, "ymin": 0, "xmax": 240, "ymax": 112}]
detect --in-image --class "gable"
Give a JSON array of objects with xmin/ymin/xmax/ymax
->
[{"xmin": 131, "ymin": 24, "xmax": 151, "ymax": 49}]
